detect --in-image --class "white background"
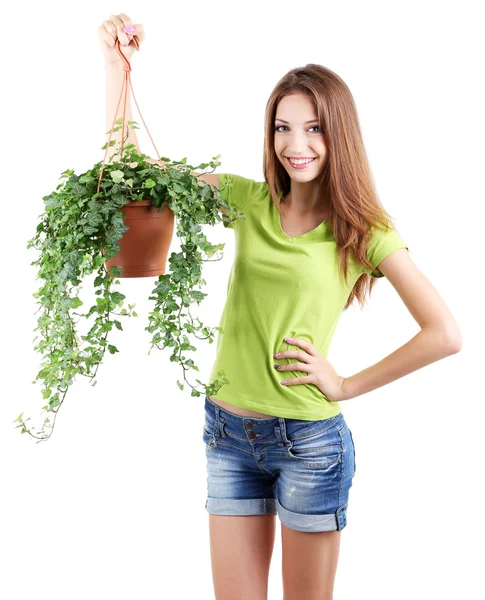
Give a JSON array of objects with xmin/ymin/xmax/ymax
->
[{"xmin": 1, "ymin": 1, "xmax": 483, "ymax": 598}]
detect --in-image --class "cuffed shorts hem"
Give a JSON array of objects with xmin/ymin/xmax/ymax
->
[
  {"xmin": 205, "ymin": 497, "xmax": 277, "ymax": 516},
  {"xmin": 276, "ymin": 498, "xmax": 347, "ymax": 532},
  {"xmin": 205, "ymin": 497, "xmax": 347, "ymax": 532}
]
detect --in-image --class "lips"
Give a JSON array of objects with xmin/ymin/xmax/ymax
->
[{"xmin": 286, "ymin": 157, "xmax": 317, "ymax": 168}]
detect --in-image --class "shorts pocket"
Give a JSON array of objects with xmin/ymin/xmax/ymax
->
[
  {"xmin": 202, "ymin": 419, "xmax": 214, "ymax": 441},
  {"xmin": 202, "ymin": 423, "xmax": 217, "ymax": 453},
  {"xmin": 287, "ymin": 439, "xmax": 342, "ymax": 468},
  {"xmin": 286, "ymin": 418, "xmax": 344, "ymax": 468}
]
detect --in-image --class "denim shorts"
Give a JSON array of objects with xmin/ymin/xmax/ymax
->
[{"xmin": 202, "ymin": 395, "xmax": 356, "ymax": 532}]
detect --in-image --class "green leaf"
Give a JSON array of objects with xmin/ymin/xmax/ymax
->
[
  {"xmin": 101, "ymin": 140, "xmax": 117, "ymax": 149},
  {"xmin": 110, "ymin": 291, "xmax": 126, "ymax": 304},
  {"xmin": 70, "ymin": 297, "xmax": 83, "ymax": 309},
  {"xmin": 111, "ymin": 170, "xmax": 125, "ymax": 183}
]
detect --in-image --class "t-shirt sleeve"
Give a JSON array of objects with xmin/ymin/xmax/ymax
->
[
  {"xmin": 218, "ymin": 173, "xmax": 261, "ymax": 229},
  {"xmin": 364, "ymin": 223, "xmax": 409, "ymax": 278}
]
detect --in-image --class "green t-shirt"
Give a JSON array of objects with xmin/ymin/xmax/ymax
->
[{"xmin": 209, "ymin": 173, "xmax": 408, "ymax": 420}]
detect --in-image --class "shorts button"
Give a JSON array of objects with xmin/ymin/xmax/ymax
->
[
  {"xmin": 245, "ymin": 422, "xmax": 254, "ymax": 429},
  {"xmin": 247, "ymin": 431, "xmax": 257, "ymax": 439}
]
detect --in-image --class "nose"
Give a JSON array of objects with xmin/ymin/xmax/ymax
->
[{"xmin": 286, "ymin": 130, "xmax": 312, "ymax": 155}]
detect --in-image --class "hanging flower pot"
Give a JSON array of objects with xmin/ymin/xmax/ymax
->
[{"xmin": 18, "ymin": 33, "xmax": 244, "ymax": 443}]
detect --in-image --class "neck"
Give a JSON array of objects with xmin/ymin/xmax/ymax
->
[{"xmin": 282, "ymin": 182, "xmax": 330, "ymax": 215}]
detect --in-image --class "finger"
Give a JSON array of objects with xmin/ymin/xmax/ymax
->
[
  {"xmin": 118, "ymin": 13, "xmax": 140, "ymax": 42},
  {"xmin": 118, "ymin": 12, "xmax": 134, "ymax": 25},
  {"xmin": 132, "ymin": 24, "xmax": 146, "ymax": 43},
  {"xmin": 124, "ymin": 24, "xmax": 146, "ymax": 44},
  {"xmin": 275, "ymin": 362, "xmax": 309, "ymax": 372},
  {"xmin": 109, "ymin": 13, "xmax": 130, "ymax": 45},
  {"xmin": 288, "ymin": 337, "xmax": 319, "ymax": 357},
  {"xmin": 282, "ymin": 375, "xmax": 313, "ymax": 386},
  {"xmin": 99, "ymin": 21, "xmax": 117, "ymax": 47},
  {"xmin": 275, "ymin": 350, "xmax": 311, "ymax": 363}
]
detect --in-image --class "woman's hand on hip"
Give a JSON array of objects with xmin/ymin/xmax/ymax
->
[{"xmin": 273, "ymin": 337, "xmax": 347, "ymax": 402}]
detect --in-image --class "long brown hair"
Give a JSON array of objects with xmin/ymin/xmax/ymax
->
[{"xmin": 263, "ymin": 63, "xmax": 400, "ymax": 310}]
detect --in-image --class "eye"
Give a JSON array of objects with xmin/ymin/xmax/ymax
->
[{"xmin": 274, "ymin": 124, "xmax": 322, "ymax": 133}]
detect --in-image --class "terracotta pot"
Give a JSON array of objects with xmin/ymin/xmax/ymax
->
[{"xmin": 103, "ymin": 199, "xmax": 174, "ymax": 278}]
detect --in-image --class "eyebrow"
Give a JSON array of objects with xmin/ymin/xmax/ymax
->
[{"xmin": 275, "ymin": 118, "xmax": 319, "ymax": 124}]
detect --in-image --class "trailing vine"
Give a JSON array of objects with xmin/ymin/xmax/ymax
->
[{"xmin": 15, "ymin": 119, "xmax": 245, "ymax": 442}]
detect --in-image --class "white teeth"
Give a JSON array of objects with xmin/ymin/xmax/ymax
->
[{"xmin": 289, "ymin": 157, "xmax": 315, "ymax": 165}]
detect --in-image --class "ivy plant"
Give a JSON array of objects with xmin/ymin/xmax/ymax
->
[{"xmin": 14, "ymin": 118, "xmax": 245, "ymax": 442}]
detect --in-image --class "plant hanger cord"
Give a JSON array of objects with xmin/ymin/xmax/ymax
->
[{"xmin": 97, "ymin": 36, "xmax": 166, "ymax": 194}]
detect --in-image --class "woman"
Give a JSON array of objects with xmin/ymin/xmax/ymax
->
[{"xmin": 100, "ymin": 14, "xmax": 462, "ymax": 600}]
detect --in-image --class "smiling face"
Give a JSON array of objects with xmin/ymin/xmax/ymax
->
[{"xmin": 274, "ymin": 92, "xmax": 328, "ymax": 183}]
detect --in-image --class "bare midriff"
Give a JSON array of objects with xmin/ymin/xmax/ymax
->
[{"xmin": 207, "ymin": 396, "xmax": 275, "ymax": 419}]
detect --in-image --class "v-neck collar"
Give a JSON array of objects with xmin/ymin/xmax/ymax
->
[{"xmin": 272, "ymin": 196, "xmax": 329, "ymax": 242}]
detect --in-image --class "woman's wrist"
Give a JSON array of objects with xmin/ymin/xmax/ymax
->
[{"xmin": 104, "ymin": 59, "xmax": 125, "ymax": 70}]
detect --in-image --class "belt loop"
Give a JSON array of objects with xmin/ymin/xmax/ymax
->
[
  {"xmin": 219, "ymin": 416, "xmax": 227, "ymax": 437},
  {"xmin": 278, "ymin": 417, "xmax": 291, "ymax": 447},
  {"xmin": 214, "ymin": 406, "xmax": 221, "ymax": 438},
  {"xmin": 214, "ymin": 405, "xmax": 227, "ymax": 438}
]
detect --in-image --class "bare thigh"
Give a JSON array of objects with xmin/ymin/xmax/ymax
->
[
  {"xmin": 281, "ymin": 524, "xmax": 341, "ymax": 600},
  {"xmin": 208, "ymin": 514, "xmax": 276, "ymax": 600}
]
